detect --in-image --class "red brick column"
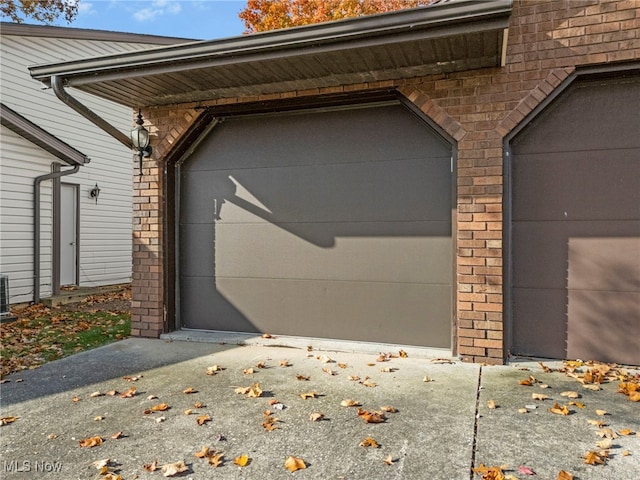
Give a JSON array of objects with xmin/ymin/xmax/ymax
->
[{"xmin": 131, "ymin": 108, "xmax": 200, "ymax": 337}]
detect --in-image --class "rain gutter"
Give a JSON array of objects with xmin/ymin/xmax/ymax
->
[
  {"xmin": 51, "ymin": 75, "xmax": 132, "ymax": 148},
  {"xmin": 30, "ymin": 0, "xmax": 512, "ymax": 87}
]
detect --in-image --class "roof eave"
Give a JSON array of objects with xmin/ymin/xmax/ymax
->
[
  {"xmin": 0, "ymin": 103, "xmax": 90, "ymax": 166},
  {"xmin": 29, "ymin": 0, "xmax": 512, "ymax": 85}
]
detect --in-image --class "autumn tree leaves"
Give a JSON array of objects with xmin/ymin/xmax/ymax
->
[{"xmin": 239, "ymin": 0, "xmax": 433, "ymax": 33}]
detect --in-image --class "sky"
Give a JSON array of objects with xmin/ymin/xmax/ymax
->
[{"xmin": 47, "ymin": 1, "xmax": 247, "ymax": 41}]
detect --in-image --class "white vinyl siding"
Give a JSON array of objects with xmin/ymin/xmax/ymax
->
[
  {"xmin": 0, "ymin": 126, "xmax": 54, "ymax": 302},
  {"xmin": 1, "ymin": 32, "xmax": 176, "ymax": 303}
]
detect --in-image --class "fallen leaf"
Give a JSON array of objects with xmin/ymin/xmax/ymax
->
[
  {"xmin": 472, "ymin": 464, "xmax": 506, "ymax": 479},
  {"xmin": 622, "ymin": 450, "xmax": 631, "ymax": 456},
  {"xmin": 106, "ymin": 390, "xmax": 118, "ymax": 396},
  {"xmin": 110, "ymin": 431, "xmax": 124, "ymax": 439},
  {"xmin": 123, "ymin": 375, "xmax": 142, "ymax": 382},
  {"xmin": 243, "ymin": 368, "xmax": 254, "ymax": 375},
  {"xmin": 557, "ymin": 471, "xmax": 573, "ymax": 480},
  {"xmin": 206, "ymin": 365, "xmax": 223, "ymax": 375},
  {"xmin": 193, "ymin": 402, "xmax": 205, "ymax": 408},
  {"xmin": 183, "ymin": 387, "xmax": 197, "ymax": 394},
  {"xmin": 300, "ymin": 391, "xmax": 319, "ymax": 400},
  {"xmin": 196, "ymin": 414, "xmax": 212, "ymax": 426},
  {"xmin": 539, "ymin": 384, "xmax": 550, "ymax": 389},
  {"xmin": 595, "ymin": 409, "xmax": 607, "ymax": 416},
  {"xmin": 93, "ymin": 459, "xmax": 111, "ymax": 469},
  {"xmin": 284, "ymin": 456, "xmax": 306, "ymax": 472},
  {"xmin": 596, "ymin": 438, "xmax": 612, "ymax": 449},
  {"xmin": 539, "ymin": 361, "xmax": 553, "ymax": 373},
  {"xmin": 341, "ymin": 399, "xmax": 360, "ymax": 407},
  {"xmin": 380, "ymin": 405, "xmax": 398, "ymax": 413},
  {"xmin": 431, "ymin": 358, "xmax": 453, "ymax": 364},
  {"xmin": 261, "ymin": 333, "xmax": 273, "ymax": 338},
  {"xmin": 119, "ymin": 387, "xmax": 136, "ymax": 398},
  {"xmin": 628, "ymin": 391, "xmax": 640, "ymax": 402},
  {"xmin": 357, "ymin": 408, "xmax": 386, "ymax": 423},
  {"xmin": 143, "ymin": 460, "xmax": 158, "ymax": 472},
  {"xmin": 549, "ymin": 403, "xmax": 570, "ymax": 415},
  {"xmin": 532, "ymin": 393, "xmax": 548, "ymax": 401},
  {"xmin": 595, "ymin": 427, "xmax": 618, "ymax": 439},
  {"xmin": 619, "ymin": 428, "xmax": 634, "ymax": 435},
  {"xmin": 194, "ymin": 446, "xmax": 210, "ymax": 458},
  {"xmin": 155, "ymin": 416, "xmax": 165, "ymax": 423},
  {"xmin": 380, "ymin": 367, "xmax": 397, "ymax": 373},
  {"xmin": 256, "ymin": 361, "xmax": 266, "ymax": 369},
  {"xmin": 359, "ymin": 437, "xmax": 380, "ymax": 448},
  {"xmin": 209, "ymin": 452, "xmax": 224, "ymax": 467},
  {"xmin": 348, "ymin": 375, "xmax": 361, "ymax": 381},
  {"xmin": 568, "ymin": 401, "xmax": 585, "ymax": 409},
  {"xmin": 72, "ymin": 395, "xmax": 81, "ymax": 402},
  {"xmin": 588, "ymin": 419, "xmax": 606, "ymax": 428},
  {"xmin": 247, "ymin": 383, "xmax": 263, "ymax": 398},
  {"xmin": 322, "ymin": 367, "xmax": 336, "ymax": 376},
  {"xmin": 279, "ymin": 360, "xmax": 291, "ymax": 367},
  {"xmin": 583, "ymin": 384, "xmax": 601, "ymax": 391},
  {"xmin": 518, "ymin": 466, "xmax": 536, "ymax": 475},
  {"xmin": 233, "ymin": 455, "xmax": 250, "ymax": 467},
  {"xmin": 360, "ymin": 378, "xmax": 377, "ymax": 387},
  {"xmin": 184, "ymin": 409, "xmax": 193, "ymax": 415},
  {"xmin": 47, "ymin": 433, "xmax": 58, "ymax": 440},
  {"xmin": 103, "ymin": 473, "xmax": 122, "ymax": 480},
  {"xmin": 399, "ymin": 349, "xmax": 408, "ymax": 358},
  {"xmin": 487, "ymin": 399, "xmax": 497, "ymax": 409},
  {"xmin": 94, "ymin": 416, "xmax": 104, "ymax": 421},
  {"xmin": 296, "ymin": 374, "xmax": 310, "ymax": 381},
  {"xmin": 309, "ymin": 412, "xmax": 324, "ymax": 422},
  {"xmin": 518, "ymin": 408, "xmax": 528, "ymax": 413},
  {"xmin": 561, "ymin": 391, "xmax": 580, "ymax": 399},
  {"xmin": 79, "ymin": 436, "xmax": 103, "ymax": 448},
  {"xmin": 317, "ymin": 355, "xmax": 333, "ymax": 363},
  {"xmin": 262, "ymin": 414, "xmax": 279, "ymax": 431},
  {"xmin": 423, "ymin": 375, "xmax": 433, "ymax": 382},
  {"xmin": 383, "ymin": 454, "xmax": 396, "ymax": 465},
  {"xmin": 338, "ymin": 363, "xmax": 347, "ymax": 369},
  {"xmin": 151, "ymin": 403, "xmax": 170, "ymax": 412},
  {"xmin": 90, "ymin": 391, "xmax": 103, "ymax": 397},
  {"xmin": 161, "ymin": 460, "xmax": 188, "ymax": 477},
  {"xmin": 0, "ymin": 416, "xmax": 18, "ymax": 426},
  {"xmin": 583, "ymin": 450, "xmax": 607, "ymax": 465},
  {"xmin": 147, "ymin": 395, "xmax": 158, "ymax": 400}
]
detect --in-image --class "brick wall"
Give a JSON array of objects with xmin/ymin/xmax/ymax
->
[{"xmin": 131, "ymin": 0, "xmax": 640, "ymax": 363}]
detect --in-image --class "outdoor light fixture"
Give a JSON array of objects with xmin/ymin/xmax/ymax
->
[
  {"xmin": 89, "ymin": 183, "xmax": 101, "ymax": 204},
  {"xmin": 130, "ymin": 109, "xmax": 152, "ymax": 176}
]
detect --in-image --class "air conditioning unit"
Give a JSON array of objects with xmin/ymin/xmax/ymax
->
[{"xmin": 1, "ymin": 274, "xmax": 12, "ymax": 317}]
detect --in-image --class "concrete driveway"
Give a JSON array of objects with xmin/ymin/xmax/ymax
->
[{"xmin": 1, "ymin": 338, "xmax": 638, "ymax": 479}]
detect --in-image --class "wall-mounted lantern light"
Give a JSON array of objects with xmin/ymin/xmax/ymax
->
[
  {"xmin": 130, "ymin": 109, "xmax": 152, "ymax": 177},
  {"xmin": 89, "ymin": 183, "xmax": 101, "ymax": 204}
]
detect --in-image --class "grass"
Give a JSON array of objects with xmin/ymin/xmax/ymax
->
[{"xmin": 1, "ymin": 306, "xmax": 130, "ymax": 378}]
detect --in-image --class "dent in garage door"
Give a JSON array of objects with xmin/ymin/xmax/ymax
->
[{"xmin": 178, "ymin": 103, "xmax": 453, "ymax": 348}]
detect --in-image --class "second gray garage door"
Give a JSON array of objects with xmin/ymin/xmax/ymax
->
[
  {"xmin": 179, "ymin": 102, "xmax": 453, "ymax": 348},
  {"xmin": 510, "ymin": 74, "xmax": 640, "ymax": 365}
]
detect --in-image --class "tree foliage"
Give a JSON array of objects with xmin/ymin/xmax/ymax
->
[
  {"xmin": 239, "ymin": 0, "xmax": 434, "ymax": 33},
  {"xmin": 0, "ymin": 0, "xmax": 78, "ymax": 24}
]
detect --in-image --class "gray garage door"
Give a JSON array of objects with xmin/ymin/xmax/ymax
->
[
  {"xmin": 179, "ymin": 102, "xmax": 453, "ymax": 348},
  {"xmin": 511, "ymin": 75, "xmax": 640, "ymax": 365}
]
